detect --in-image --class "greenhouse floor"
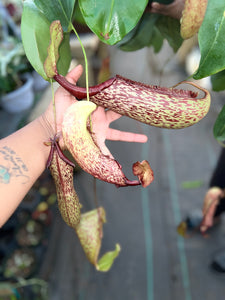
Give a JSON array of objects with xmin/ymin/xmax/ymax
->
[
  {"xmin": 45, "ymin": 103, "xmax": 225, "ymax": 300},
  {"xmin": 45, "ymin": 45, "xmax": 225, "ymax": 300},
  {"xmin": 1, "ymin": 43, "xmax": 225, "ymax": 300}
]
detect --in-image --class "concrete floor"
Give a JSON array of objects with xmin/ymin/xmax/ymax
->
[
  {"xmin": 1, "ymin": 41, "xmax": 225, "ymax": 300},
  {"xmin": 45, "ymin": 107, "xmax": 225, "ymax": 300},
  {"xmin": 46, "ymin": 44, "xmax": 225, "ymax": 300}
]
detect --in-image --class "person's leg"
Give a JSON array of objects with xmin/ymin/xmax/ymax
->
[
  {"xmin": 204, "ymin": 148, "xmax": 225, "ymax": 273},
  {"xmin": 209, "ymin": 147, "xmax": 225, "ymax": 189},
  {"xmin": 185, "ymin": 148, "xmax": 225, "ymax": 231},
  {"xmin": 200, "ymin": 147, "xmax": 225, "ymax": 230}
]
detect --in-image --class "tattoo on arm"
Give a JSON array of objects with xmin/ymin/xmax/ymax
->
[{"xmin": 0, "ymin": 146, "xmax": 30, "ymax": 184}]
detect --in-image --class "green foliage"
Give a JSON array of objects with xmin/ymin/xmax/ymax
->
[
  {"xmin": 155, "ymin": 15, "xmax": 182, "ymax": 52},
  {"xmin": 21, "ymin": 0, "xmax": 225, "ymax": 82},
  {"xmin": 78, "ymin": 0, "xmax": 148, "ymax": 45},
  {"xmin": 20, "ymin": 0, "xmax": 225, "ymax": 144},
  {"xmin": 194, "ymin": 0, "xmax": 225, "ymax": 79},
  {"xmin": 73, "ymin": 1, "xmax": 86, "ymax": 24},
  {"xmin": 117, "ymin": 12, "xmax": 182, "ymax": 53},
  {"xmin": 21, "ymin": 0, "xmax": 183, "ymax": 79},
  {"xmin": 181, "ymin": 180, "xmax": 203, "ymax": 189},
  {"xmin": 33, "ymin": 0, "xmax": 75, "ymax": 32},
  {"xmin": 21, "ymin": 0, "xmax": 72, "ymax": 80},
  {"xmin": 118, "ymin": 13, "xmax": 160, "ymax": 52},
  {"xmin": 192, "ymin": 0, "xmax": 225, "ymax": 144},
  {"xmin": 211, "ymin": 70, "xmax": 225, "ymax": 91},
  {"xmin": 0, "ymin": 38, "xmax": 32, "ymax": 95},
  {"xmin": 213, "ymin": 105, "xmax": 225, "ymax": 143}
]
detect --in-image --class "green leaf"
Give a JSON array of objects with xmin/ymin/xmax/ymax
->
[
  {"xmin": 21, "ymin": 0, "xmax": 71, "ymax": 80},
  {"xmin": 213, "ymin": 105, "xmax": 225, "ymax": 142},
  {"xmin": 73, "ymin": 1, "xmax": 86, "ymax": 24},
  {"xmin": 34, "ymin": 0, "xmax": 75, "ymax": 31},
  {"xmin": 194, "ymin": 0, "xmax": 225, "ymax": 79},
  {"xmin": 78, "ymin": 0, "xmax": 148, "ymax": 45},
  {"xmin": 21, "ymin": 1, "xmax": 50, "ymax": 79},
  {"xmin": 149, "ymin": 27, "xmax": 164, "ymax": 53},
  {"xmin": 118, "ymin": 13, "xmax": 159, "ymax": 52},
  {"xmin": 211, "ymin": 69, "xmax": 225, "ymax": 91},
  {"xmin": 155, "ymin": 15, "xmax": 183, "ymax": 52},
  {"xmin": 96, "ymin": 244, "xmax": 121, "ymax": 272},
  {"xmin": 181, "ymin": 180, "xmax": 203, "ymax": 189},
  {"xmin": 57, "ymin": 33, "xmax": 71, "ymax": 76}
]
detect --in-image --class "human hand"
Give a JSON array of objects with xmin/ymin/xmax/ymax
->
[
  {"xmin": 42, "ymin": 65, "xmax": 148, "ymax": 153},
  {"xmin": 149, "ymin": 0, "xmax": 185, "ymax": 20},
  {"xmin": 200, "ymin": 187, "xmax": 225, "ymax": 233}
]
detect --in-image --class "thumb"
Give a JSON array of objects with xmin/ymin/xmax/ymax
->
[{"xmin": 65, "ymin": 64, "xmax": 84, "ymax": 84}]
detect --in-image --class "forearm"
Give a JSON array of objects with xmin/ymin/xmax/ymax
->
[{"xmin": 0, "ymin": 116, "xmax": 50, "ymax": 227}]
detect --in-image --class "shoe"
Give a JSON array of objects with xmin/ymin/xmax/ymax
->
[
  {"xmin": 177, "ymin": 209, "xmax": 203, "ymax": 237},
  {"xmin": 211, "ymin": 250, "xmax": 225, "ymax": 273},
  {"xmin": 185, "ymin": 209, "xmax": 203, "ymax": 230}
]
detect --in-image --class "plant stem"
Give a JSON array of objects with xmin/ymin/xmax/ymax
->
[
  {"xmin": 93, "ymin": 177, "xmax": 99, "ymax": 208},
  {"xmin": 71, "ymin": 23, "xmax": 90, "ymax": 102},
  {"xmin": 50, "ymin": 79, "xmax": 57, "ymax": 133},
  {"xmin": 0, "ymin": 278, "xmax": 48, "ymax": 299}
]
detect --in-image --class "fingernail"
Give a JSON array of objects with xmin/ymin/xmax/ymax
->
[{"xmin": 151, "ymin": 2, "xmax": 160, "ymax": 8}]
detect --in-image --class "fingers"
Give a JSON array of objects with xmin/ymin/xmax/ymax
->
[
  {"xmin": 106, "ymin": 110, "xmax": 122, "ymax": 123},
  {"xmin": 105, "ymin": 110, "xmax": 148, "ymax": 143},
  {"xmin": 97, "ymin": 140, "xmax": 114, "ymax": 158},
  {"xmin": 150, "ymin": 0, "xmax": 184, "ymax": 20},
  {"xmin": 106, "ymin": 128, "xmax": 148, "ymax": 143},
  {"xmin": 200, "ymin": 187, "xmax": 224, "ymax": 233},
  {"xmin": 200, "ymin": 205, "xmax": 216, "ymax": 233},
  {"xmin": 65, "ymin": 64, "xmax": 83, "ymax": 84},
  {"xmin": 150, "ymin": 2, "xmax": 168, "ymax": 14},
  {"xmin": 55, "ymin": 64, "xmax": 83, "ymax": 99}
]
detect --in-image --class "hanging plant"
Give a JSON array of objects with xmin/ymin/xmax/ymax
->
[{"xmin": 19, "ymin": 0, "xmax": 224, "ymax": 271}]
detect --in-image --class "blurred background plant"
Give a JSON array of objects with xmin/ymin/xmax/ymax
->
[
  {"xmin": 0, "ymin": 0, "xmax": 32, "ymax": 97},
  {"xmin": 0, "ymin": 37, "xmax": 32, "ymax": 96}
]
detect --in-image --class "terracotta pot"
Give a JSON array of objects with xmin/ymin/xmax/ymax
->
[{"xmin": 1, "ymin": 73, "xmax": 34, "ymax": 113}]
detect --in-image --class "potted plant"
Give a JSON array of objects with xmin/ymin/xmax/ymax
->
[
  {"xmin": 0, "ymin": 1, "xmax": 34, "ymax": 114},
  {"xmin": 3, "ymin": 247, "xmax": 37, "ymax": 279},
  {"xmin": 19, "ymin": 0, "xmax": 225, "ymax": 269},
  {"xmin": 0, "ymin": 36, "xmax": 34, "ymax": 114}
]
